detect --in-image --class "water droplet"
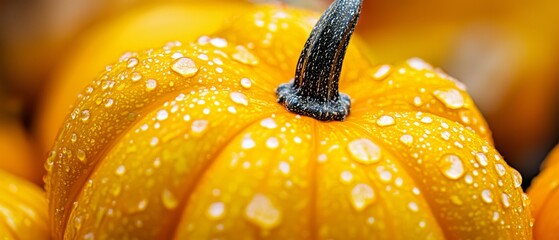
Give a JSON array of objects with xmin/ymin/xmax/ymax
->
[
  {"xmin": 372, "ymin": 65, "xmax": 391, "ymax": 80},
  {"xmin": 233, "ymin": 45, "xmax": 259, "ymax": 65},
  {"xmin": 81, "ymin": 110, "xmax": 90, "ymax": 122},
  {"xmin": 171, "ymin": 52, "xmax": 184, "ymax": 59},
  {"xmin": 350, "ymin": 183, "xmax": 375, "ymax": 211},
  {"xmin": 464, "ymin": 174, "xmax": 473, "ymax": 184},
  {"xmin": 378, "ymin": 168, "xmax": 392, "ymax": 182},
  {"xmin": 71, "ymin": 133, "xmax": 78, "ymax": 143},
  {"xmin": 400, "ymin": 134, "xmax": 413, "ymax": 146},
  {"xmin": 115, "ymin": 165, "xmax": 126, "ymax": 176},
  {"xmin": 77, "ymin": 149, "xmax": 86, "ymax": 163},
  {"xmin": 481, "ymin": 189, "xmax": 493, "ymax": 203},
  {"xmin": 127, "ymin": 58, "xmax": 138, "ymax": 68},
  {"xmin": 495, "ymin": 163, "xmax": 506, "ymax": 176},
  {"xmin": 131, "ymin": 72, "xmax": 142, "ymax": 82},
  {"xmin": 150, "ymin": 137, "xmax": 159, "ymax": 146},
  {"xmin": 207, "ymin": 202, "xmax": 225, "ymax": 220},
  {"xmin": 492, "ymin": 211, "xmax": 500, "ymax": 222},
  {"xmin": 376, "ymin": 115, "xmax": 395, "ymax": 127},
  {"xmin": 240, "ymin": 77, "xmax": 252, "ymax": 89},
  {"xmin": 420, "ymin": 116, "xmax": 433, "ymax": 124},
  {"xmin": 408, "ymin": 202, "xmax": 419, "ymax": 212},
  {"xmin": 104, "ymin": 98, "xmax": 114, "ymax": 107},
  {"xmin": 340, "ymin": 171, "xmax": 353, "ymax": 183},
  {"xmin": 412, "ymin": 187, "xmax": 421, "ymax": 195},
  {"xmin": 407, "ymin": 58, "xmax": 433, "ymax": 71},
  {"xmin": 413, "ymin": 96, "xmax": 423, "ymax": 106},
  {"xmin": 230, "ymin": 92, "xmax": 248, "ymax": 106},
  {"xmin": 450, "ymin": 195, "xmax": 463, "ymax": 205},
  {"xmin": 433, "ymin": 89, "xmax": 465, "ymax": 109},
  {"xmin": 210, "ymin": 38, "xmax": 228, "ymax": 48},
  {"xmin": 266, "ymin": 137, "xmax": 279, "ymax": 149},
  {"xmin": 260, "ymin": 118, "xmax": 277, "ymax": 129},
  {"xmin": 501, "ymin": 193, "xmax": 510, "ymax": 208},
  {"xmin": 512, "ymin": 169, "xmax": 522, "ymax": 188},
  {"xmin": 347, "ymin": 138, "xmax": 381, "ymax": 164},
  {"xmin": 439, "ymin": 154, "xmax": 464, "ymax": 180},
  {"xmin": 441, "ymin": 131, "xmax": 451, "ymax": 141},
  {"xmin": 146, "ymin": 79, "xmax": 157, "ymax": 91},
  {"xmin": 244, "ymin": 194, "xmax": 281, "ymax": 229},
  {"xmin": 279, "ymin": 161, "xmax": 290, "ymax": 175},
  {"xmin": 156, "ymin": 109, "xmax": 169, "ymax": 121},
  {"xmin": 171, "ymin": 57, "xmax": 198, "ymax": 77},
  {"xmin": 475, "ymin": 152, "xmax": 488, "ymax": 166},
  {"xmin": 161, "ymin": 189, "xmax": 178, "ymax": 209},
  {"xmin": 191, "ymin": 120, "xmax": 209, "ymax": 136},
  {"xmin": 137, "ymin": 199, "xmax": 148, "ymax": 211},
  {"xmin": 242, "ymin": 136, "xmax": 256, "ymax": 149},
  {"xmin": 227, "ymin": 106, "xmax": 237, "ymax": 114}
]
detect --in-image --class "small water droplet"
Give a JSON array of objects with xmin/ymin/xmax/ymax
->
[
  {"xmin": 266, "ymin": 137, "xmax": 279, "ymax": 149},
  {"xmin": 413, "ymin": 96, "xmax": 423, "ymax": 106},
  {"xmin": 340, "ymin": 171, "xmax": 353, "ymax": 183},
  {"xmin": 242, "ymin": 136, "xmax": 256, "ymax": 149},
  {"xmin": 210, "ymin": 38, "xmax": 228, "ymax": 48},
  {"xmin": 146, "ymin": 79, "xmax": 157, "ymax": 91},
  {"xmin": 475, "ymin": 152, "xmax": 488, "ymax": 166},
  {"xmin": 240, "ymin": 77, "xmax": 252, "ymax": 89},
  {"xmin": 161, "ymin": 189, "xmax": 178, "ymax": 209},
  {"xmin": 104, "ymin": 98, "xmax": 114, "ymax": 107},
  {"xmin": 481, "ymin": 189, "xmax": 493, "ymax": 203},
  {"xmin": 137, "ymin": 199, "xmax": 148, "ymax": 211},
  {"xmin": 495, "ymin": 163, "xmax": 506, "ymax": 176},
  {"xmin": 439, "ymin": 154, "xmax": 464, "ymax": 180},
  {"xmin": 232, "ymin": 45, "xmax": 258, "ymax": 65},
  {"xmin": 81, "ymin": 110, "xmax": 90, "ymax": 122},
  {"xmin": 207, "ymin": 202, "xmax": 225, "ymax": 220},
  {"xmin": 407, "ymin": 58, "xmax": 433, "ymax": 71},
  {"xmin": 492, "ymin": 211, "xmax": 500, "ymax": 222},
  {"xmin": 433, "ymin": 89, "xmax": 465, "ymax": 109},
  {"xmin": 400, "ymin": 134, "xmax": 414, "ymax": 146},
  {"xmin": 191, "ymin": 119, "xmax": 209, "ymax": 136},
  {"xmin": 278, "ymin": 161, "xmax": 290, "ymax": 175},
  {"xmin": 408, "ymin": 202, "xmax": 419, "ymax": 212},
  {"xmin": 512, "ymin": 169, "xmax": 522, "ymax": 188},
  {"xmin": 131, "ymin": 72, "xmax": 142, "ymax": 82},
  {"xmin": 372, "ymin": 65, "xmax": 391, "ymax": 80},
  {"xmin": 156, "ymin": 109, "xmax": 169, "ymax": 121},
  {"xmin": 501, "ymin": 193, "xmax": 510, "ymax": 208},
  {"xmin": 71, "ymin": 133, "xmax": 78, "ymax": 143},
  {"xmin": 465, "ymin": 174, "xmax": 473, "ymax": 184},
  {"xmin": 412, "ymin": 187, "xmax": 420, "ymax": 195},
  {"xmin": 150, "ymin": 137, "xmax": 159, "ymax": 146},
  {"xmin": 171, "ymin": 57, "xmax": 198, "ymax": 77},
  {"xmin": 244, "ymin": 194, "xmax": 281, "ymax": 229},
  {"xmin": 230, "ymin": 92, "xmax": 248, "ymax": 106},
  {"xmin": 115, "ymin": 165, "xmax": 126, "ymax": 176},
  {"xmin": 376, "ymin": 115, "xmax": 395, "ymax": 127},
  {"xmin": 350, "ymin": 183, "xmax": 375, "ymax": 211},
  {"xmin": 260, "ymin": 118, "xmax": 277, "ymax": 129},
  {"xmin": 420, "ymin": 116, "xmax": 433, "ymax": 124},
  {"xmin": 347, "ymin": 138, "xmax": 381, "ymax": 164},
  {"xmin": 77, "ymin": 149, "xmax": 86, "ymax": 163},
  {"xmin": 441, "ymin": 131, "xmax": 451, "ymax": 141},
  {"xmin": 127, "ymin": 58, "xmax": 138, "ymax": 68}
]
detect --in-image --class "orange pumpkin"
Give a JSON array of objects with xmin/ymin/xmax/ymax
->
[
  {"xmin": 34, "ymin": 1, "xmax": 251, "ymax": 156},
  {"xmin": 0, "ymin": 169, "xmax": 50, "ymax": 239},
  {"xmin": 528, "ymin": 145, "xmax": 559, "ymax": 240},
  {"xmin": 46, "ymin": 0, "xmax": 532, "ymax": 239}
]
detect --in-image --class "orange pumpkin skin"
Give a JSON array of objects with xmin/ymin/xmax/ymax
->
[
  {"xmin": 0, "ymin": 170, "xmax": 50, "ymax": 239},
  {"xmin": 528, "ymin": 145, "xmax": 559, "ymax": 240},
  {"xmin": 46, "ymin": 3, "xmax": 532, "ymax": 239}
]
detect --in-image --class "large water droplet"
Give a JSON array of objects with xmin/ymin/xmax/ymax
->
[
  {"xmin": 481, "ymin": 189, "xmax": 493, "ymax": 203},
  {"xmin": 156, "ymin": 109, "xmax": 169, "ymax": 121},
  {"xmin": 372, "ymin": 65, "xmax": 391, "ymax": 80},
  {"xmin": 210, "ymin": 38, "xmax": 228, "ymax": 48},
  {"xmin": 475, "ymin": 152, "xmax": 488, "ymax": 166},
  {"xmin": 439, "ymin": 154, "xmax": 464, "ymax": 180},
  {"xmin": 244, "ymin": 194, "xmax": 281, "ymax": 229},
  {"xmin": 171, "ymin": 57, "xmax": 198, "ymax": 77},
  {"xmin": 230, "ymin": 92, "xmax": 248, "ymax": 106},
  {"xmin": 501, "ymin": 193, "xmax": 510, "ymax": 208},
  {"xmin": 494, "ymin": 163, "xmax": 506, "ymax": 176},
  {"xmin": 207, "ymin": 202, "xmax": 225, "ymax": 220},
  {"xmin": 161, "ymin": 189, "xmax": 178, "ymax": 209},
  {"xmin": 232, "ymin": 45, "xmax": 259, "ymax": 65},
  {"xmin": 146, "ymin": 79, "xmax": 157, "ymax": 91},
  {"xmin": 407, "ymin": 58, "xmax": 433, "ymax": 71},
  {"xmin": 433, "ymin": 89, "xmax": 465, "ymax": 109},
  {"xmin": 347, "ymin": 138, "xmax": 381, "ymax": 164},
  {"xmin": 376, "ymin": 115, "xmax": 395, "ymax": 127},
  {"xmin": 350, "ymin": 183, "xmax": 375, "ymax": 211},
  {"xmin": 240, "ymin": 77, "xmax": 252, "ymax": 89},
  {"xmin": 127, "ymin": 57, "xmax": 138, "ymax": 68},
  {"xmin": 512, "ymin": 169, "xmax": 522, "ymax": 188},
  {"xmin": 242, "ymin": 136, "xmax": 256, "ymax": 149}
]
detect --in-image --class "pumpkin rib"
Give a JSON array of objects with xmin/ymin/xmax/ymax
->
[
  {"xmin": 166, "ymin": 111, "xmax": 286, "ymax": 239},
  {"xmin": 0, "ymin": 220, "xmax": 17, "ymax": 240},
  {"xmin": 309, "ymin": 119, "xmax": 319, "ymax": 240},
  {"xmin": 340, "ymin": 120, "xmax": 447, "ymax": 238}
]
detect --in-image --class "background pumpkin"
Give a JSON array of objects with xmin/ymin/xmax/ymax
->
[
  {"xmin": 528, "ymin": 145, "xmax": 559, "ymax": 240},
  {"xmin": 0, "ymin": 169, "xmax": 50, "ymax": 239},
  {"xmin": 46, "ymin": 1, "xmax": 532, "ymax": 239}
]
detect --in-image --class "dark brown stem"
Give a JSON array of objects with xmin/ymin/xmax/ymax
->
[{"xmin": 276, "ymin": 0, "xmax": 362, "ymax": 121}]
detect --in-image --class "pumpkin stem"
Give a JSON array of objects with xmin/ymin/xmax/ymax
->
[{"xmin": 276, "ymin": 0, "xmax": 362, "ymax": 121}]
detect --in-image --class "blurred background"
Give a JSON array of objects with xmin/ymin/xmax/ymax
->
[{"xmin": 0, "ymin": 0, "xmax": 557, "ymax": 189}]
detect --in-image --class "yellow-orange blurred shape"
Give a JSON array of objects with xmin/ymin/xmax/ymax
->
[
  {"xmin": 34, "ymin": 1, "xmax": 250, "ymax": 155},
  {"xmin": 0, "ymin": 170, "xmax": 50, "ymax": 239},
  {"xmin": 528, "ymin": 145, "xmax": 559, "ymax": 240},
  {"xmin": 0, "ymin": 120, "xmax": 43, "ymax": 185}
]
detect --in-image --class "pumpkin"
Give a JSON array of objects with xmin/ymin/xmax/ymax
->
[
  {"xmin": 0, "ymin": 169, "xmax": 50, "ymax": 239},
  {"xmin": 0, "ymin": 119, "xmax": 43, "ymax": 184},
  {"xmin": 34, "ymin": 1, "xmax": 251, "ymax": 155},
  {"xmin": 46, "ymin": 0, "xmax": 532, "ymax": 239},
  {"xmin": 528, "ymin": 145, "xmax": 559, "ymax": 240}
]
